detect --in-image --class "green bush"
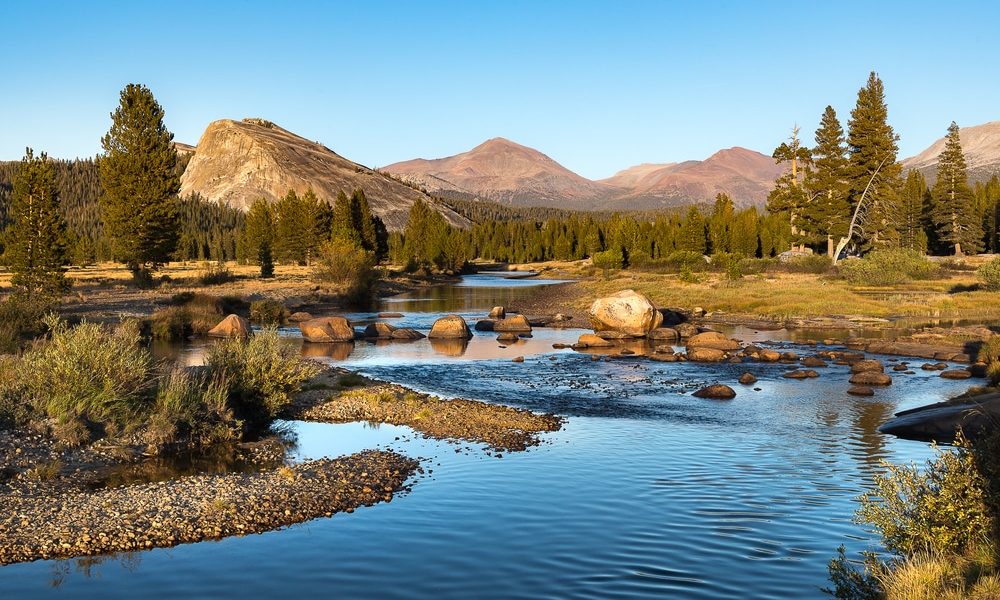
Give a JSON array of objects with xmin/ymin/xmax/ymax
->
[
  {"xmin": 785, "ymin": 254, "xmax": 833, "ymax": 274},
  {"xmin": 856, "ymin": 434, "xmax": 992, "ymax": 557},
  {"xmin": 839, "ymin": 249, "xmax": 940, "ymax": 286},
  {"xmin": 16, "ymin": 318, "xmax": 155, "ymax": 441},
  {"xmin": 312, "ymin": 238, "xmax": 379, "ymax": 306},
  {"xmin": 978, "ymin": 257, "xmax": 1000, "ymax": 291},
  {"xmin": 145, "ymin": 368, "xmax": 238, "ymax": 448},
  {"xmin": 250, "ymin": 299, "xmax": 288, "ymax": 325},
  {"xmin": 592, "ymin": 248, "xmax": 624, "ymax": 271},
  {"xmin": 151, "ymin": 293, "xmax": 246, "ymax": 340},
  {"xmin": 198, "ymin": 262, "xmax": 234, "ymax": 285},
  {"xmin": 205, "ymin": 328, "xmax": 321, "ymax": 423},
  {"xmin": 0, "ymin": 293, "xmax": 51, "ymax": 353}
]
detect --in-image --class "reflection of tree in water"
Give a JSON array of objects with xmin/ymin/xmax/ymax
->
[
  {"xmin": 850, "ymin": 398, "xmax": 896, "ymax": 473},
  {"xmin": 812, "ymin": 394, "xmax": 896, "ymax": 476},
  {"xmin": 50, "ymin": 552, "xmax": 142, "ymax": 588}
]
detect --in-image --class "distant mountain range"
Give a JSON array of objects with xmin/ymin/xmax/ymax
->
[
  {"xmin": 384, "ymin": 139, "xmax": 783, "ymax": 209},
  {"xmin": 177, "ymin": 118, "xmax": 468, "ymax": 230},
  {"xmin": 174, "ymin": 118, "xmax": 1000, "ymax": 217}
]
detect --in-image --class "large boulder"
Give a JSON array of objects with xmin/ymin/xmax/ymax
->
[
  {"xmin": 300, "ymin": 316, "xmax": 354, "ymax": 343},
  {"xmin": 428, "ymin": 315, "xmax": 473, "ymax": 339},
  {"xmin": 686, "ymin": 331, "xmax": 741, "ymax": 352},
  {"xmin": 364, "ymin": 322, "xmax": 397, "ymax": 339},
  {"xmin": 495, "ymin": 315, "xmax": 532, "ymax": 333},
  {"xmin": 208, "ymin": 314, "xmax": 251, "ymax": 339},
  {"xmin": 692, "ymin": 384, "xmax": 736, "ymax": 399},
  {"xmin": 588, "ymin": 290, "xmax": 663, "ymax": 337}
]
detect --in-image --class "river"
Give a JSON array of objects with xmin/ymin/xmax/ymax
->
[{"xmin": 0, "ymin": 274, "xmax": 970, "ymax": 599}]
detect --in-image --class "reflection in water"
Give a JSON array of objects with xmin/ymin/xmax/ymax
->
[
  {"xmin": 301, "ymin": 341, "xmax": 355, "ymax": 360},
  {"xmin": 49, "ymin": 553, "xmax": 141, "ymax": 588},
  {"xmin": 428, "ymin": 337, "xmax": 469, "ymax": 357}
]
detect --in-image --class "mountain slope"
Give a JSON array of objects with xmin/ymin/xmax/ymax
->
[
  {"xmin": 384, "ymin": 137, "xmax": 617, "ymax": 207},
  {"xmin": 604, "ymin": 147, "xmax": 784, "ymax": 209},
  {"xmin": 179, "ymin": 118, "xmax": 468, "ymax": 230},
  {"xmin": 903, "ymin": 121, "xmax": 1000, "ymax": 182}
]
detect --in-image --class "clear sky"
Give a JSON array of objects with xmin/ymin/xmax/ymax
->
[{"xmin": 2, "ymin": 1, "xmax": 998, "ymax": 179}]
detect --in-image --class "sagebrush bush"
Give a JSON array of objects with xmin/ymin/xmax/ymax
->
[
  {"xmin": 145, "ymin": 368, "xmax": 238, "ymax": 448},
  {"xmin": 206, "ymin": 328, "xmax": 321, "ymax": 422},
  {"xmin": 839, "ymin": 249, "xmax": 940, "ymax": 286},
  {"xmin": 312, "ymin": 238, "xmax": 379, "ymax": 306},
  {"xmin": 785, "ymin": 254, "xmax": 833, "ymax": 274},
  {"xmin": 16, "ymin": 318, "xmax": 155, "ymax": 439},
  {"xmin": 250, "ymin": 299, "xmax": 288, "ymax": 325},
  {"xmin": 198, "ymin": 262, "xmax": 234, "ymax": 285},
  {"xmin": 0, "ymin": 293, "xmax": 51, "ymax": 353},
  {"xmin": 978, "ymin": 257, "xmax": 1000, "ymax": 291}
]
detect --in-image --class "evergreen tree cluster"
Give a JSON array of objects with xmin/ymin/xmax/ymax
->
[{"xmin": 765, "ymin": 72, "xmax": 997, "ymax": 257}]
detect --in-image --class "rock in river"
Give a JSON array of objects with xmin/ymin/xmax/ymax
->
[
  {"xmin": 940, "ymin": 369, "xmax": 972, "ymax": 380},
  {"xmin": 686, "ymin": 331, "xmax": 741, "ymax": 352},
  {"xmin": 364, "ymin": 322, "xmax": 397, "ymax": 339},
  {"xmin": 428, "ymin": 315, "xmax": 473, "ymax": 339},
  {"xmin": 692, "ymin": 384, "xmax": 736, "ymax": 399},
  {"xmin": 208, "ymin": 314, "xmax": 251, "ymax": 338},
  {"xmin": 738, "ymin": 372, "xmax": 757, "ymax": 385},
  {"xmin": 495, "ymin": 315, "xmax": 533, "ymax": 333},
  {"xmin": 686, "ymin": 347, "xmax": 727, "ymax": 362},
  {"xmin": 588, "ymin": 289, "xmax": 663, "ymax": 337},
  {"xmin": 577, "ymin": 333, "xmax": 614, "ymax": 348},
  {"xmin": 849, "ymin": 372, "xmax": 892, "ymax": 386},
  {"xmin": 300, "ymin": 317, "xmax": 355, "ymax": 343}
]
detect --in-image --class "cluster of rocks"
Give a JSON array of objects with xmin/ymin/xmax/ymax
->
[
  {"xmin": 298, "ymin": 316, "xmax": 426, "ymax": 343},
  {"xmin": 0, "ymin": 450, "xmax": 418, "ymax": 565}
]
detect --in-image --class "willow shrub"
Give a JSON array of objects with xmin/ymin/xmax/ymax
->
[
  {"xmin": 839, "ymin": 249, "xmax": 941, "ymax": 286},
  {"xmin": 205, "ymin": 328, "xmax": 321, "ymax": 423},
  {"xmin": 979, "ymin": 257, "xmax": 1000, "ymax": 292},
  {"xmin": 312, "ymin": 238, "xmax": 379, "ymax": 307}
]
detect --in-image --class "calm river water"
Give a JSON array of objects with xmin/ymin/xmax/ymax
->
[{"xmin": 0, "ymin": 274, "xmax": 971, "ymax": 599}]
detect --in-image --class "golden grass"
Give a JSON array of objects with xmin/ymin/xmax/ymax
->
[
  {"xmin": 575, "ymin": 271, "xmax": 1000, "ymax": 321},
  {"xmin": 878, "ymin": 545, "xmax": 1000, "ymax": 600}
]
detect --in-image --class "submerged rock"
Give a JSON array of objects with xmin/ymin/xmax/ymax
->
[
  {"xmin": 847, "ymin": 386, "xmax": 875, "ymax": 396},
  {"xmin": 588, "ymin": 289, "xmax": 663, "ymax": 337}
]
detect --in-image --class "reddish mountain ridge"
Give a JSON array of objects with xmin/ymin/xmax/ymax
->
[
  {"xmin": 385, "ymin": 137, "xmax": 616, "ymax": 207},
  {"xmin": 386, "ymin": 140, "xmax": 784, "ymax": 209},
  {"xmin": 902, "ymin": 120, "xmax": 1000, "ymax": 183}
]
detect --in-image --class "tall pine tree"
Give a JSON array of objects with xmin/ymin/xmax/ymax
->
[
  {"xmin": 243, "ymin": 198, "xmax": 275, "ymax": 277},
  {"xmin": 930, "ymin": 122, "xmax": 981, "ymax": 255},
  {"xmin": 98, "ymin": 83, "xmax": 180, "ymax": 274},
  {"xmin": 899, "ymin": 170, "xmax": 929, "ymax": 252},
  {"xmin": 767, "ymin": 125, "xmax": 812, "ymax": 250},
  {"xmin": 846, "ymin": 72, "xmax": 902, "ymax": 250},
  {"xmin": 803, "ymin": 106, "xmax": 851, "ymax": 256},
  {"xmin": 4, "ymin": 149, "xmax": 68, "ymax": 297}
]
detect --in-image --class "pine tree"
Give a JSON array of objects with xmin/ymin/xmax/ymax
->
[
  {"xmin": 273, "ymin": 190, "xmax": 310, "ymax": 264},
  {"xmin": 350, "ymin": 189, "xmax": 378, "ymax": 252},
  {"xmin": 899, "ymin": 170, "xmax": 929, "ymax": 252},
  {"xmin": 677, "ymin": 206, "xmax": 706, "ymax": 254},
  {"xmin": 974, "ymin": 176, "xmax": 1000, "ymax": 253},
  {"xmin": 846, "ymin": 72, "xmax": 903, "ymax": 250},
  {"xmin": 930, "ymin": 122, "xmax": 981, "ymax": 255},
  {"xmin": 730, "ymin": 207, "xmax": 760, "ymax": 257},
  {"xmin": 330, "ymin": 191, "xmax": 360, "ymax": 246},
  {"xmin": 4, "ymin": 149, "xmax": 68, "ymax": 297},
  {"xmin": 708, "ymin": 193, "xmax": 735, "ymax": 254},
  {"xmin": 803, "ymin": 106, "xmax": 851, "ymax": 256},
  {"xmin": 243, "ymin": 198, "xmax": 274, "ymax": 277},
  {"xmin": 767, "ymin": 125, "xmax": 812, "ymax": 249},
  {"xmin": 98, "ymin": 83, "xmax": 180, "ymax": 275}
]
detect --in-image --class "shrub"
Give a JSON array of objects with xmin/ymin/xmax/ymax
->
[
  {"xmin": 199, "ymin": 262, "xmax": 234, "ymax": 285},
  {"xmin": 312, "ymin": 239, "xmax": 379, "ymax": 306},
  {"xmin": 662, "ymin": 250, "xmax": 705, "ymax": 271},
  {"xmin": 16, "ymin": 318, "xmax": 155, "ymax": 441},
  {"xmin": 250, "ymin": 299, "xmax": 288, "ymax": 326},
  {"xmin": 145, "ymin": 368, "xmax": 237, "ymax": 449},
  {"xmin": 856, "ymin": 433, "xmax": 992, "ymax": 558},
  {"xmin": 592, "ymin": 248, "xmax": 624, "ymax": 271},
  {"xmin": 205, "ymin": 328, "xmax": 321, "ymax": 423},
  {"xmin": 785, "ymin": 254, "xmax": 833, "ymax": 274},
  {"xmin": 978, "ymin": 257, "xmax": 1000, "ymax": 292},
  {"xmin": 151, "ymin": 293, "xmax": 246, "ymax": 340},
  {"xmin": 839, "ymin": 249, "xmax": 940, "ymax": 286},
  {"xmin": 0, "ymin": 293, "xmax": 52, "ymax": 353}
]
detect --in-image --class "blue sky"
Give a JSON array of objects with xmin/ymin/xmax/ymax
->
[{"xmin": 1, "ymin": 1, "xmax": 997, "ymax": 179}]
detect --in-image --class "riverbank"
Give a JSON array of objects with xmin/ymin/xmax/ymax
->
[{"xmin": 0, "ymin": 450, "xmax": 417, "ymax": 565}]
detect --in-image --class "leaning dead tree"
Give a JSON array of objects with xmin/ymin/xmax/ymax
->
[{"xmin": 832, "ymin": 157, "xmax": 888, "ymax": 265}]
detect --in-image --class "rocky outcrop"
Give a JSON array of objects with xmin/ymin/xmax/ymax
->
[
  {"xmin": 428, "ymin": 315, "xmax": 473, "ymax": 339},
  {"xmin": 880, "ymin": 392, "xmax": 1000, "ymax": 443},
  {"xmin": 588, "ymin": 290, "xmax": 663, "ymax": 337},
  {"xmin": 300, "ymin": 317, "xmax": 355, "ymax": 343},
  {"xmin": 207, "ymin": 314, "xmax": 251, "ymax": 339},
  {"xmin": 178, "ymin": 118, "xmax": 469, "ymax": 231}
]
